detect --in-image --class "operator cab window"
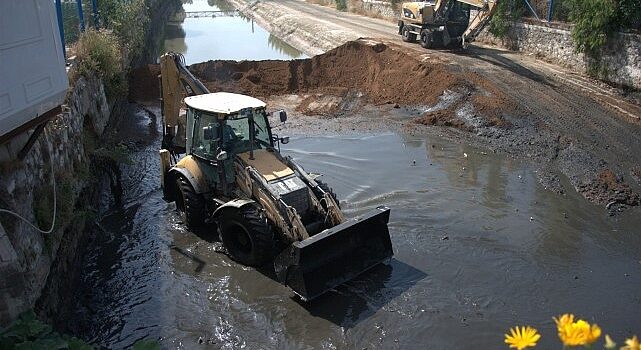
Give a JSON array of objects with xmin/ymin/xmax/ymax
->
[
  {"xmin": 223, "ymin": 108, "xmax": 272, "ymax": 154},
  {"xmin": 191, "ymin": 110, "xmax": 220, "ymax": 160}
]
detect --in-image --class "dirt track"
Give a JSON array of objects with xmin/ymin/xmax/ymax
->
[{"xmin": 131, "ymin": 0, "xmax": 641, "ymax": 212}]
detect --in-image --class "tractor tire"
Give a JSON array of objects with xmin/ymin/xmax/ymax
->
[
  {"xmin": 175, "ymin": 176, "xmax": 205, "ymax": 230},
  {"xmin": 420, "ymin": 29, "xmax": 434, "ymax": 49},
  {"xmin": 219, "ymin": 205, "xmax": 274, "ymax": 266},
  {"xmin": 401, "ymin": 26, "xmax": 416, "ymax": 43},
  {"xmin": 317, "ymin": 179, "xmax": 340, "ymax": 209}
]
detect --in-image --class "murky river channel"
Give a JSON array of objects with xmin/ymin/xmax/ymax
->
[{"xmin": 62, "ymin": 1, "xmax": 641, "ymax": 349}]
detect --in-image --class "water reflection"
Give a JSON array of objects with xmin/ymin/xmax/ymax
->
[{"xmin": 160, "ymin": 0, "xmax": 307, "ymax": 64}]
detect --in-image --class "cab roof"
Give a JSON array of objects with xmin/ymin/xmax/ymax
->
[{"xmin": 184, "ymin": 92, "xmax": 266, "ymax": 114}]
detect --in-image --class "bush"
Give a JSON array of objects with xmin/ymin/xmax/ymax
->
[
  {"xmin": 488, "ymin": 0, "xmax": 525, "ymax": 38},
  {"xmin": 616, "ymin": 0, "xmax": 641, "ymax": 31},
  {"xmin": 98, "ymin": 0, "xmax": 149, "ymax": 60},
  {"xmin": 335, "ymin": 0, "xmax": 347, "ymax": 11},
  {"xmin": 74, "ymin": 29, "xmax": 126, "ymax": 97},
  {"xmin": 568, "ymin": 0, "xmax": 617, "ymax": 55}
]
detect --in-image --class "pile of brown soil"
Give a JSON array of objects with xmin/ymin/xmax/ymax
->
[
  {"xmin": 415, "ymin": 108, "xmax": 472, "ymax": 131},
  {"xmin": 129, "ymin": 40, "xmax": 516, "ymax": 127},
  {"xmin": 188, "ymin": 41, "xmax": 461, "ymax": 106},
  {"xmin": 579, "ymin": 169, "xmax": 640, "ymax": 206}
]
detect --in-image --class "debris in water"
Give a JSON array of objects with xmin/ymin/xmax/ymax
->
[{"xmin": 464, "ymin": 152, "xmax": 468, "ymax": 158}]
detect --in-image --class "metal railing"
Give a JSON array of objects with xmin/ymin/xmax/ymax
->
[{"xmin": 54, "ymin": 0, "xmax": 100, "ymax": 59}]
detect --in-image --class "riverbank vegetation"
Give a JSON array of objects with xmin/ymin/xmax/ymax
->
[{"xmin": 489, "ymin": 0, "xmax": 641, "ymax": 55}]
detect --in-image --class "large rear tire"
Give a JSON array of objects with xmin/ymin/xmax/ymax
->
[
  {"xmin": 401, "ymin": 25, "xmax": 416, "ymax": 43},
  {"xmin": 176, "ymin": 176, "xmax": 205, "ymax": 230},
  {"xmin": 219, "ymin": 205, "xmax": 274, "ymax": 266}
]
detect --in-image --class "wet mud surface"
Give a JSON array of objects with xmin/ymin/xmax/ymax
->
[
  {"xmin": 59, "ymin": 101, "xmax": 641, "ymax": 349},
  {"xmin": 131, "ymin": 39, "xmax": 641, "ymax": 213}
]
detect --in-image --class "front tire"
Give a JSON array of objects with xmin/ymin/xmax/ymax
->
[
  {"xmin": 401, "ymin": 25, "xmax": 416, "ymax": 43},
  {"xmin": 175, "ymin": 176, "xmax": 205, "ymax": 230},
  {"xmin": 219, "ymin": 205, "xmax": 274, "ymax": 266}
]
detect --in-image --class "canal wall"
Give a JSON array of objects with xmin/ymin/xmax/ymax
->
[
  {"xmin": 0, "ymin": 0, "xmax": 181, "ymax": 327},
  {"xmin": 476, "ymin": 22, "xmax": 641, "ymax": 90},
  {"xmin": 0, "ymin": 76, "xmax": 110, "ymax": 326}
]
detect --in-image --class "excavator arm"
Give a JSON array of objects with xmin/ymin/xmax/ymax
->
[
  {"xmin": 461, "ymin": 0, "xmax": 498, "ymax": 46},
  {"xmin": 159, "ymin": 52, "xmax": 210, "ymax": 153}
]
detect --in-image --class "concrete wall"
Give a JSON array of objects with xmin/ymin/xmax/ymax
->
[{"xmin": 476, "ymin": 22, "xmax": 641, "ymax": 90}]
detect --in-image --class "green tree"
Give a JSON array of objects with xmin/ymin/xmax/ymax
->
[{"xmin": 488, "ymin": 0, "xmax": 524, "ymax": 38}]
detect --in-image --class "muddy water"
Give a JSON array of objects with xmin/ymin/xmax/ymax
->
[
  {"xmin": 64, "ymin": 105, "xmax": 641, "ymax": 349},
  {"xmin": 159, "ymin": 0, "xmax": 306, "ymax": 64}
]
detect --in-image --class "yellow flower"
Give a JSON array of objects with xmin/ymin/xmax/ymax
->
[
  {"xmin": 553, "ymin": 314, "xmax": 601, "ymax": 346},
  {"xmin": 622, "ymin": 335, "xmax": 641, "ymax": 350},
  {"xmin": 553, "ymin": 313, "xmax": 575, "ymax": 330},
  {"xmin": 584, "ymin": 322, "xmax": 601, "ymax": 344},
  {"xmin": 504, "ymin": 326, "xmax": 541, "ymax": 350},
  {"xmin": 604, "ymin": 334, "xmax": 617, "ymax": 349}
]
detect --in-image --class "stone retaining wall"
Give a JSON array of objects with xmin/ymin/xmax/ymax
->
[
  {"xmin": 359, "ymin": 0, "xmax": 396, "ymax": 18},
  {"xmin": 0, "ymin": 76, "xmax": 110, "ymax": 326},
  {"xmin": 476, "ymin": 22, "xmax": 641, "ymax": 90}
]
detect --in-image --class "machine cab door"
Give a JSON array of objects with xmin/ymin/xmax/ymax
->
[{"xmin": 188, "ymin": 109, "xmax": 233, "ymax": 191}]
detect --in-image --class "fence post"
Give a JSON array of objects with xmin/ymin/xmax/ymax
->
[
  {"xmin": 76, "ymin": 0, "xmax": 85, "ymax": 32},
  {"xmin": 547, "ymin": 0, "xmax": 554, "ymax": 22},
  {"xmin": 55, "ymin": 0, "xmax": 66, "ymax": 59},
  {"xmin": 91, "ymin": 0, "xmax": 99, "ymax": 29},
  {"xmin": 522, "ymin": 0, "xmax": 540, "ymax": 20}
]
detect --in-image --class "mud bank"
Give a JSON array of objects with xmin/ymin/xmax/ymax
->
[{"xmin": 131, "ymin": 39, "xmax": 641, "ymax": 213}]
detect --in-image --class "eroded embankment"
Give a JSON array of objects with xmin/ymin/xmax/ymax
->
[
  {"xmin": 130, "ymin": 39, "xmax": 641, "ymax": 212},
  {"xmin": 132, "ymin": 40, "xmax": 515, "ymax": 127}
]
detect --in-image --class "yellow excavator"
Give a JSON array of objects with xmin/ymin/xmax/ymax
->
[
  {"xmin": 157, "ymin": 53, "xmax": 393, "ymax": 300},
  {"xmin": 398, "ymin": 0, "xmax": 498, "ymax": 48}
]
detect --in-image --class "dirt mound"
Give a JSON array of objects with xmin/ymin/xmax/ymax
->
[
  {"xmin": 130, "ymin": 40, "xmax": 516, "ymax": 126},
  {"xmin": 579, "ymin": 169, "xmax": 640, "ymax": 207},
  {"xmin": 188, "ymin": 41, "xmax": 462, "ymax": 106}
]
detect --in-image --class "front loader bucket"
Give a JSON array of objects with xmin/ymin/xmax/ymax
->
[{"xmin": 274, "ymin": 206, "xmax": 392, "ymax": 301}]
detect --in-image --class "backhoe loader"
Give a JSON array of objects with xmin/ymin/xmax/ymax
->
[
  {"xmin": 398, "ymin": 0, "xmax": 498, "ymax": 48},
  {"xmin": 157, "ymin": 53, "xmax": 393, "ymax": 300}
]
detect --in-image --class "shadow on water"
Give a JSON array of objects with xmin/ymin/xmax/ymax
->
[{"xmin": 295, "ymin": 259, "xmax": 427, "ymax": 329}]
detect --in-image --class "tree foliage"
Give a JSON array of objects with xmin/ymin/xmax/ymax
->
[
  {"xmin": 568, "ymin": 0, "xmax": 617, "ymax": 55},
  {"xmin": 98, "ymin": 0, "xmax": 150, "ymax": 60},
  {"xmin": 488, "ymin": 0, "xmax": 524, "ymax": 37}
]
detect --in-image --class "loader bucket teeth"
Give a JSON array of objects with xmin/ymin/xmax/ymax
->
[{"xmin": 274, "ymin": 206, "xmax": 392, "ymax": 301}]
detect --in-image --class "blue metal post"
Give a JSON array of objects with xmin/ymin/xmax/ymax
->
[
  {"xmin": 55, "ymin": 0, "xmax": 66, "ymax": 59},
  {"xmin": 547, "ymin": 0, "xmax": 555, "ymax": 22},
  {"xmin": 91, "ymin": 0, "xmax": 99, "ymax": 29},
  {"xmin": 522, "ymin": 0, "xmax": 541, "ymax": 20},
  {"xmin": 76, "ymin": 0, "xmax": 85, "ymax": 32}
]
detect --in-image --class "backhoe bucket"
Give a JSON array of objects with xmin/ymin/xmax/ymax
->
[{"xmin": 274, "ymin": 206, "xmax": 392, "ymax": 301}]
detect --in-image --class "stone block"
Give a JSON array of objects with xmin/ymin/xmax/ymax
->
[{"xmin": 0, "ymin": 224, "xmax": 18, "ymax": 263}]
